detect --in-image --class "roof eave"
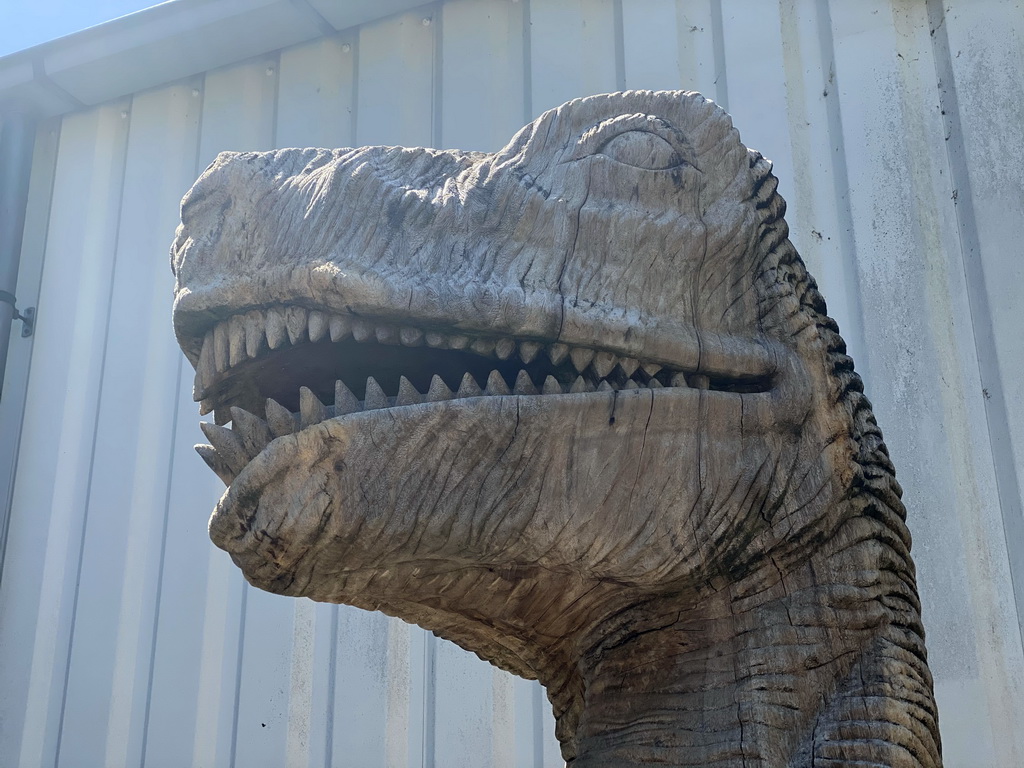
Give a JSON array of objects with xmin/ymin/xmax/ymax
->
[{"xmin": 0, "ymin": 0, "xmax": 433, "ymax": 118}]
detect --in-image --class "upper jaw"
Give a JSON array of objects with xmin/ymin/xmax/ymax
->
[{"xmin": 174, "ymin": 265, "xmax": 783, "ymax": 421}]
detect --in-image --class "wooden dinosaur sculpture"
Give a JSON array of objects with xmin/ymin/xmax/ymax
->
[{"xmin": 172, "ymin": 91, "xmax": 941, "ymax": 767}]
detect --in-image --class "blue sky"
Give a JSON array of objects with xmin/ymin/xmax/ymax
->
[{"xmin": 0, "ymin": 0, "xmax": 164, "ymax": 56}]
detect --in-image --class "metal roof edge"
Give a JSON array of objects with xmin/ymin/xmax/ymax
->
[{"xmin": 0, "ymin": 0, "xmax": 434, "ymax": 118}]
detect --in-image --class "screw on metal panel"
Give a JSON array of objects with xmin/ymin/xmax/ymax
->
[
  {"xmin": 421, "ymin": 17, "xmax": 432, "ymax": 26},
  {"xmin": 19, "ymin": 307, "xmax": 34, "ymax": 337},
  {"xmin": 341, "ymin": 43, "xmax": 351, "ymax": 53},
  {"xmin": 120, "ymin": 110, "xmax": 129, "ymax": 119},
  {"xmin": 266, "ymin": 66, "xmax": 275, "ymax": 76},
  {"xmin": 192, "ymin": 88, "xmax": 200, "ymax": 97}
]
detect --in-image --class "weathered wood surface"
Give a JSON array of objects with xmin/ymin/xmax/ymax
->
[{"xmin": 172, "ymin": 91, "xmax": 942, "ymax": 767}]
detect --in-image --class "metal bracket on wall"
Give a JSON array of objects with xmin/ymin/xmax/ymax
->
[{"xmin": 0, "ymin": 290, "xmax": 34, "ymax": 337}]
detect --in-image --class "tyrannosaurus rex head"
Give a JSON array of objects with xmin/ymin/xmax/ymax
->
[{"xmin": 172, "ymin": 91, "xmax": 940, "ymax": 767}]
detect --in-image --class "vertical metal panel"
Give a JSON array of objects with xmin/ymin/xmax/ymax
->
[
  {"xmin": 0, "ymin": 100, "xmax": 131, "ymax": 768},
  {"xmin": 774, "ymin": 0, "xmax": 865, "ymax": 368},
  {"xmin": 3, "ymin": 1, "xmax": 1024, "ymax": 766},
  {"xmin": 277, "ymin": 35, "xmax": 358, "ymax": 149},
  {"xmin": 140, "ymin": 85, "xmax": 226, "ymax": 767},
  {"xmin": 620, "ymin": 0, "xmax": 682, "ymax": 91},
  {"xmin": 440, "ymin": 0, "xmax": 526, "ymax": 151},
  {"xmin": 925, "ymin": 0, "xmax": 1024, "ymax": 763},
  {"xmin": 0, "ymin": 118, "xmax": 60, "ymax": 762},
  {"xmin": 55, "ymin": 81, "xmax": 202, "ymax": 768},
  {"xmin": 828, "ymin": 2, "xmax": 1024, "ymax": 764},
  {"xmin": 938, "ymin": 0, "xmax": 1024, "ymax": 681},
  {"xmin": 330, "ymin": 608, "xmax": 391, "ymax": 765},
  {"xmin": 529, "ymin": 0, "xmax": 619, "ymax": 115},
  {"xmin": 357, "ymin": 8, "xmax": 438, "ymax": 147},
  {"xmin": 431, "ymin": 636, "xmax": 492, "ymax": 766}
]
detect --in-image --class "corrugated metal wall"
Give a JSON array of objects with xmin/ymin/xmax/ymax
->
[{"xmin": 1, "ymin": 1, "xmax": 1023, "ymax": 766}]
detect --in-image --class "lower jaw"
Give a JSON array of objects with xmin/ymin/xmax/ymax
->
[{"xmin": 207, "ymin": 384, "xmax": 784, "ymax": 601}]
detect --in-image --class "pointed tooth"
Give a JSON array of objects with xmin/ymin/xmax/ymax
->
[
  {"xmin": 597, "ymin": 380, "xmax": 613, "ymax": 392},
  {"xmin": 265, "ymin": 398, "xmax": 298, "ymax": 437},
  {"xmin": 641, "ymin": 361, "xmax": 662, "ymax": 377},
  {"xmin": 194, "ymin": 331, "xmax": 215, "ymax": 399},
  {"xmin": 670, "ymin": 372, "xmax": 689, "ymax": 388},
  {"xmin": 286, "ymin": 307, "xmax": 308, "ymax": 345},
  {"xmin": 213, "ymin": 323, "xmax": 230, "ymax": 372},
  {"xmin": 470, "ymin": 338, "xmax": 495, "ymax": 356},
  {"xmin": 513, "ymin": 370, "xmax": 536, "ymax": 395},
  {"xmin": 648, "ymin": 378, "xmax": 664, "ymax": 389},
  {"xmin": 542, "ymin": 375, "xmax": 561, "ymax": 395},
  {"xmin": 364, "ymin": 377, "xmax": 388, "ymax": 410},
  {"xmin": 592, "ymin": 351, "xmax": 616, "ymax": 379},
  {"xmin": 688, "ymin": 374, "xmax": 710, "ymax": 390},
  {"xmin": 352, "ymin": 319, "xmax": 374, "ymax": 342},
  {"xmin": 214, "ymin": 407, "xmax": 231, "ymax": 426},
  {"xmin": 199, "ymin": 397, "xmax": 214, "ymax": 415},
  {"xmin": 329, "ymin": 314, "xmax": 353, "ymax": 341},
  {"xmin": 456, "ymin": 372, "xmax": 482, "ymax": 398},
  {"xmin": 485, "ymin": 370, "xmax": 510, "ymax": 396},
  {"xmin": 266, "ymin": 307, "xmax": 287, "ymax": 349},
  {"xmin": 228, "ymin": 316, "xmax": 247, "ymax": 367},
  {"xmin": 519, "ymin": 341, "xmax": 542, "ymax": 364},
  {"xmin": 569, "ymin": 347, "xmax": 595, "ymax": 373},
  {"xmin": 426, "ymin": 374, "xmax": 453, "ymax": 402},
  {"xmin": 495, "ymin": 338, "xmax": 516, "ymax": 360},
  {"xmin": 400, "ymin": 327, "xmax": 424, "ymax": 346},
  {"xmin": 300, "ymin": 387, "xmax": 327, "ymax": 427},
  {"xmin": 375, "ymin": 324, "xmax": 399, "ymax": 344},
  {"xmin": 334, "ymin": 380, "xmax": 361, "ymax": 415},
  {"xmin": 618, "ymin": 357, "xmax": 639, "ymax": 377},
  {"xmin": 230, "ymin": 406, "xmax": 272, "ymax": 458},
  {"xmin": 394, "ymin": 376, "xmax": 423, "ymax": 406},
  {"xmin": 308, "ymin": 310, "xmax": 328, "ymax": 342},
  {"xmin": 425, "ymin": 331, "xmax": 447, "ymax": 348},
  {"xmin": 624, "ymin": 379, "xmax": 640, "ymax": 390},
  {"xmin": 244, "ymin": 310, "xmax": 265, "ymax": 359},
  {"xmin": 195, "ymin": 444, "xmax": 235, "ymax": 486},
  {"xmin": 448, "ymin": 335, "xmax": 469, "ymax": 350},
  {"xmin": 548, "ymin": 343, "xmax": 569, "ymax": 365},
  {"xmin": 569, "ymin": 376, "xmax": 590, "ymax": 394},
  {"xmin": 200, "ymin": 422, "xmax": 249, "ymax": 474}
]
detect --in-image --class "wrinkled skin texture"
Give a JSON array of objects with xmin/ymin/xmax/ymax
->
[{"xmin": 172, "ymin": 92, "xmax": 941, "ymax": 767}]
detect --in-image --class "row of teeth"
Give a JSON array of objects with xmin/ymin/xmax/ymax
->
[
  {"xmin": 196, "ymin": 369, "xmax": 691, "ymax": 485},
  {"xmin": 193, "ymin": 306, "xmax": 675, "ymax": 402}
]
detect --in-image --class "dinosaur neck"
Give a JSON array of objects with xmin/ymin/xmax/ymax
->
[
  {"xmin": 559, "ymin": 564, "xmax": 903, "ymax": 768},
  {"xmin": 564, "ymin": 591, "xmax": 792, "ymax": 766}
]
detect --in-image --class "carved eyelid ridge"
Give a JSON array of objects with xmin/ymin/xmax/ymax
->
[{"xmin": 572, "ymin": 113, "xmax": 697, "ymax": 170}]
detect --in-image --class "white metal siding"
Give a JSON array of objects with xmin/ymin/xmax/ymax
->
[{"xmin": 1, "ymin": 1, "xmax": 1022, "ymax": 766}]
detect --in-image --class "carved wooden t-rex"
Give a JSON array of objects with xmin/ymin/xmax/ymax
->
[{"xmin": 171, "ymin": 91, "xmax": 941, "ymax": 767}]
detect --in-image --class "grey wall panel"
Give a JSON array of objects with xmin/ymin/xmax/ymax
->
[
  {"xmin": 56, "ymin": 81, "xmax": 203, "ymax": 768},
  {"xmin": 439, "ymin": 0, "xmax": 526, "ymax": 151},
  {"xmin": 827, "ymin": 3, "xmax": 1024, "ymax": 764},
  {"xmin": 529, "ymin": 0, "xmax": 620, "ymax": 116},
  {"xmin": 356, "ymin": 8, "xmax": 438, "ymax": 148},
  {"xmin": 0, "ymin": 118, "xmax": 61, "ymax": 763},
  {"xmin": 0, "ymin": 100, "xmax": 133, "ymax": 767},
  {"xmin": 2, "ymin": 1, "xmax": 1023, "ymax": 766}
]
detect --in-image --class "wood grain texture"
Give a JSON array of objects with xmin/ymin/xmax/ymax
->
[{"xmin": 171, "ymin": 91, "xmax": 942, "ymax": 767}]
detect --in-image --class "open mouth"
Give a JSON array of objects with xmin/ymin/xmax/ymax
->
[{"xmin": 190, "ymin": 304, "xmax": 774, "ymax": 485}]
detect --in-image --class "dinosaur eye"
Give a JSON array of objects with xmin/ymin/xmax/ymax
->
[
  {"xmin": 597, "ymin": 130, "xmax": 682, "ymax": 170},
  {"xmin": 572, "ymin": 113, "xmax": 695, "ymax": 171}
]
